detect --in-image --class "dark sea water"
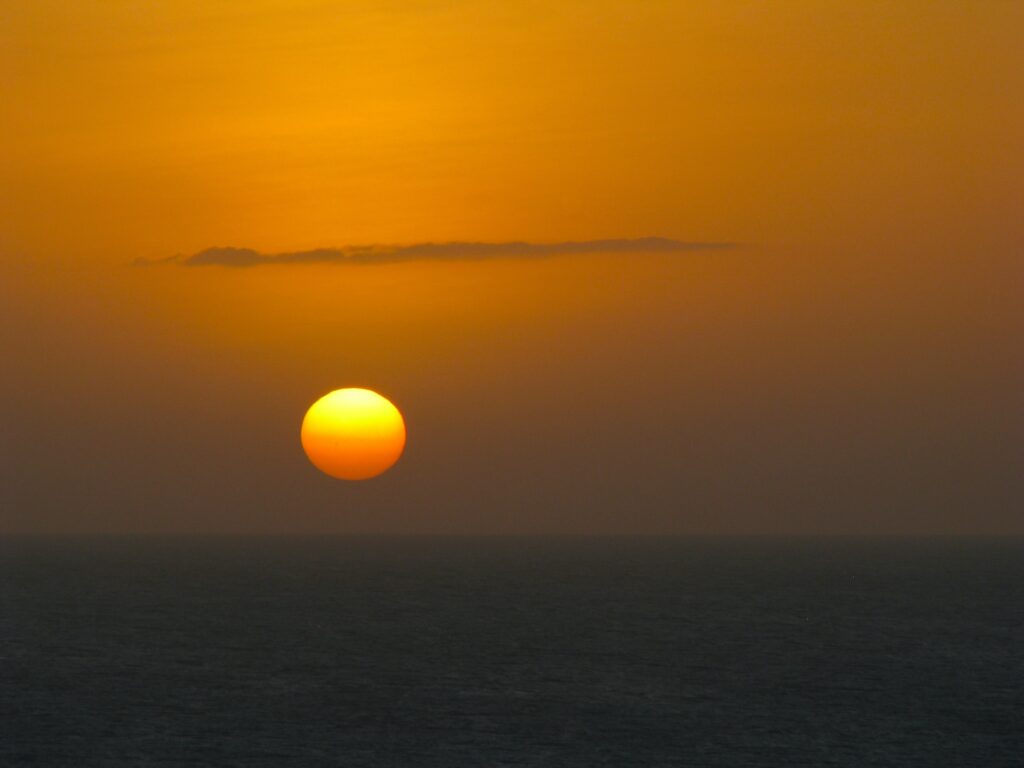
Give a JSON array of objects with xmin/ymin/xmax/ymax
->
[{"xmin": 1, "ymin": 537, "xmax": 1022, "ymax": 766}]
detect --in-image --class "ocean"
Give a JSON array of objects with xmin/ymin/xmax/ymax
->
[{"xmin": 1, "ymin": 536, "xmax": 1021, "ymax": 766}]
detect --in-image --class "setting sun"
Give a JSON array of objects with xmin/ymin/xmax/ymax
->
[{"xmin": 301, "ymin": 388, "xmax": 406, "ymax": 480}]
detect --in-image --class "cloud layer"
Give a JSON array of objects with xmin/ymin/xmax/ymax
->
[{"xmin": 136, "ymin": 238, "xmax": 735, "ymax": 268}]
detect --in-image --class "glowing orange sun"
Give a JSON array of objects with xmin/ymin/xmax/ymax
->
[{"xmin": 301, "ymin": 388, "xmax": 406, "ymax": 480}]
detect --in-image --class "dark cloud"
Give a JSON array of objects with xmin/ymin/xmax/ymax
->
[{"xmin": 137, "ymin": 238, "xmax": 736, "ymax": 268}]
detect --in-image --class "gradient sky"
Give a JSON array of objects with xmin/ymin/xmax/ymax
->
[{"xmin": 2, "ymin": 1, "xmax": 1021, "ymax": 533}]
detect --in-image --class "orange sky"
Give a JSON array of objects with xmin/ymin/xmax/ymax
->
[
  {"xmin": 3, "ymin": 1, "xmax": 1021, "ymax": 259},
  {"xmin": 1, "ymin": 1, "xmax": 1021, "ymax": 533}
]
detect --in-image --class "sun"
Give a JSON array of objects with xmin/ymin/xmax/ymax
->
[{"xmin": 301, "ymin": 388, "xmax": 406, "ymax": 480}]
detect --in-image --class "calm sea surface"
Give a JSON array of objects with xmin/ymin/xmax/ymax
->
[{"xmin": 1, "ymin": 537, "xmax": 1022, "ymax": 766}]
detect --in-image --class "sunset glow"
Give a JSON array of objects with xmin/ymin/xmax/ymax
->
[{"xmin": 1, "ymin": 0, "xmax": 1020, "ymax": 532}]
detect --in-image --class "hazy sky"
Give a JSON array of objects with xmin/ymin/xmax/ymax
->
[{"xmin": 2, "ymin": 1, "xmax": 1021, "ymax": 533}]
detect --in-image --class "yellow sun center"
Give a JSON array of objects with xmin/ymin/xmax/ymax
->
[{"xmin": 300, "ymin": 388, "xmax": 406, "ymax": 480}]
